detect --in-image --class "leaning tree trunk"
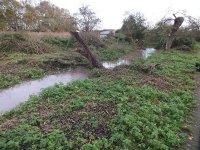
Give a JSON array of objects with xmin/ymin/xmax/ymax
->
[
  {"xmin": 165, "ymin": 17, "xmax": 184, "ymax": 50},
  {"xmin": 70, "ymin": 31, "xmax": 103, "ymax": 68}
]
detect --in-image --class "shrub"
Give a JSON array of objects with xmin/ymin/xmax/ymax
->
[
  {"xmin": 0, "ymin": 33, "xmax": 54, "ymax": 54},
  {"xmin": 79, "ymin": 32, "xmax": 106, "ymax": 48},
  {"xmin": 115, "ymin": 33, "xmax": 126, "ymax": 42},
  {"xmin": 172, "ymin": 37, "xmax": 195, "ymax": 49},
  {"xmin": 43, "ymin": 36, "xmax": 75, "ymax": 49}
]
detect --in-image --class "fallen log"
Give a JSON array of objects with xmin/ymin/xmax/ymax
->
[{"xmin": 70, "ymin": 31, "xmax": 103, "ymax": 68}]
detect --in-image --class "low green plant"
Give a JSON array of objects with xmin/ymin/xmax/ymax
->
[
  {"xmin": 43, "ymin": 37, "xmax": 75, "ymax": 49},
  {"xmin": 0, "ymin": 75, "xmax": 20, "ymax": 89},
  {"xmin": 21, "ymin": 68, "xmax": 45, "ymax": 79},
  {"xmin": 93, "ymin": 47, "xmax": 126, "ymax": 61},
  {"xmin": 0, "ymin": 50, "xmax": 199, "ymax": 149}
]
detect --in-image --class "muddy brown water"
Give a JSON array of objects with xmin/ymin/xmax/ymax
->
[{"xmin": 0, "ymin": 48, "xmax": 156, "ymax": 114}]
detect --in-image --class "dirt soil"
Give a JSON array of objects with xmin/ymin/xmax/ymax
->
[{"xmin": 184, "ymin": 73, "xmax": 200, "ymax": 150}]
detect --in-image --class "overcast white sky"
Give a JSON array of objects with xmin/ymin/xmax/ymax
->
[{"xmin": 49, "ymin": 0, "xmax": 200, "ymax": 29}]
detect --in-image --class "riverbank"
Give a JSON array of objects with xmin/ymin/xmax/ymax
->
[
  {"xmin": 0, "ymin": 33, "xmax": 133, "ymax": 90},
  {"xmin": 0, "ymin": 48, "xmax": 155, "ymax": 113},
  {"xmin": 0, "ymin": 50, "xmax": 199, "ymax": 149},
  {"xmin": 0, "ymin": 49, "xmax": 87, "ymax": 89}
]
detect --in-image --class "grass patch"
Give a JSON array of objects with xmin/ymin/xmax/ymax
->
[
  {"xmin": 0, "ymin": 50, "xmax": 199, "ymax": 149},
  {"xmin": 0, "ymin": 75, "xmax": 20, "ymax": 89},
  {"xmin": 93, "ymin": 47, "xmax": 126, "ymax": 61},
  {"xmin": 42, "ymin": 36, "xmax": 75, "ymax": 49},
  {"xmin": 93, "ymin": 38, "xmax": 134, "ymax": 61}
]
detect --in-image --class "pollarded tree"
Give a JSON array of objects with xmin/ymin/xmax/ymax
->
[
  {"xmin": 73, "ymin": 5, "xmax": 101, "ymax": 31},
  {"xmin": 165, "ymin": 14, "xmax": 184, "ymax": 50}
]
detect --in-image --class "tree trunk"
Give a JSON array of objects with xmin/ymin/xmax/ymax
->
[
  {"xmin": 165, "ymin": 17, "xmax": 184, "ymax": 50},
  {"xmin": 70, "ymin": 31, "xmax": 103, "ymax": 68}
]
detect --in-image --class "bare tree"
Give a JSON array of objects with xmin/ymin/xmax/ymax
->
[
  {"xmin": 73, "ymin": 5, "xmax": 101, "ymax": 31},
  {"xmin": 186, "ymin": 16, "xmax": 200, "ymax": 31}
]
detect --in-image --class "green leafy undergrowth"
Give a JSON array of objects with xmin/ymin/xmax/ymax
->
[
  {"xmin": 0, "ymin": 50, "xmax": 199, "ymax": 150},
  {"xmin": 0, "ymin": 75, "xmax": 20, "ymax": 89},
  {"xmin": 43, "ymin": 37, "xmax": 75, "ymax": 49},
  {"xmin": 93, "ymin": 47, "xmax": 127, "ymax": 61}
]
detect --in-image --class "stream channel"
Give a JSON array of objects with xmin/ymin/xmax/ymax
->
[
  {"xmin": 0, "ymin": 48, "xmax": 156, "ymax": 113},
  {"xmin": 1, "ymin": 48, "xmax": 200, "ymax": 150}
]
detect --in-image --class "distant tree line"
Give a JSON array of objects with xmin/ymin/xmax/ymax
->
[
  {"xmin": 0, "ymin": 0, "xmax": 74, "ymax": 32},
  {"xmin": 119, "ymin": 11, "xmax": 200, "ymax": 50},
  {"xmin": 0, "ymin": 1, "xmax": 102, "ymax": 32}
]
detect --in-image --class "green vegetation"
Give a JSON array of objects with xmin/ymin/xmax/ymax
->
[
  {"xmin": 43, "ymin": 36, "xmax": 75, "ymax": 49},
  {"xmin": 0, "ymin": 50, "xmax": 199, "ymax": 149},
  {"xmin": 0, "ymin": 0, "xmax": 200, "ymax": 149},
  {"xmin": 0, "ymin": 32, "xmax": 86, "ymax": 89},
  {"xmin": 1, "ymin": 1, "xmax": 200, "ymax": 149},
  {"xmin": 0, "ymin": 50, "xmax": 87, "ymax": 89},
  {"xmin": 0, "ymin": 33, "xmax": 53, "ymax": 54},
  {"xmin": 92, "ymin": 37, "xmax": 134, "ymax": 61},
  {"xmin": 93, "ymin": 47, "xmax": 126, "ymax": 61},
  {"xmin": 0, "ymin": 0, "xmax": 73, "ymax": 32},
  {"xmin": 0, "ymin": 32, "xmax": 133, "ymax": 89}
]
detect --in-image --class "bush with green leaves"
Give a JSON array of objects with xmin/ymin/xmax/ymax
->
[{"xmin": 172, "ymin": 37, "xmax": 195, "ymax": 49}]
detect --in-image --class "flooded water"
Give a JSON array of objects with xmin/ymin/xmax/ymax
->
[
  {"xmin": 103, "ymin": 48, "xmax": 156, "ymax": 69},
  {"xmin": 0, "ymin": 48, "xmax": 156, "ymax": 113},
  {"xmin": 0, "ymin": 68, "xmax": 88, "ymax": 113}
]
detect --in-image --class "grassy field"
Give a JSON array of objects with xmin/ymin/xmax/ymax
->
[{"xmin": 0, "ymin": 49, "xmax": 199, "ymax": 149}]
